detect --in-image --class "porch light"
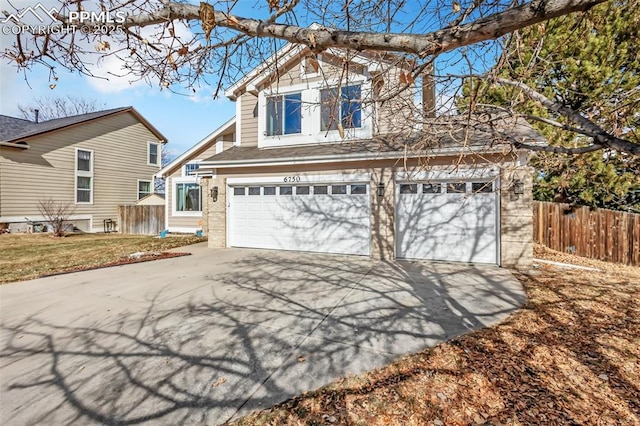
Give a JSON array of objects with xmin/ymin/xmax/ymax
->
[
  {"xmin": 512, "ymin": 179, "xmax": 524, "ymax": 195},
  {"xmin": 210, "ymin": 186, "xmax": 219, "ymax": 202},
  {"xmin": 377, "ymin": 183, "xmax": 385, "ymax": 197}
]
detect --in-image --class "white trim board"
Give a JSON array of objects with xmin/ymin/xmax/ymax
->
[
  {"xmin": 156, "ymin": 117, "xmax": 236, "ymax": 178},
  {"xmin": 1, "ymin": 214, "xmax": 93, "ymax": 223},
  {"xmin": 226, "ymin": 173, "xmax": 371, "ymax": 185},
  {"xmin": 394, "ymin": 167, "xmax": 500, "ymax": 182},
  {"xmin": 167, "ymin": 227, "xmax": 201, "ymax": 233}
]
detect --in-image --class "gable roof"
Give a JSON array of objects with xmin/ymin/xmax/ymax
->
[
  {"xmin": 156, "ymin": 116, "xmax": 236, "ymax": 178},
  {"xmin": 200, "ymin": 115, "xmax": 546, "ymax": 168},
  {"xmin": 1, "ymin": 107, "xmax": 168, "ymax": 143},
  {"xmin": 0, "ymin": 115, "xmax": 38, "ymax": 141},
  {"xmin": 224, "ymin": 34, "xmax": 407, "ymax": 100}
]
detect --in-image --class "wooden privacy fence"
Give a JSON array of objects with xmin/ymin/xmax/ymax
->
[
  {"xmin": 533, "ymin": 201, "xmax": 640, "ymax": 266},
  {"xmin": 117, "ymin": 205, "xmax": 165, "ymax": 235}
]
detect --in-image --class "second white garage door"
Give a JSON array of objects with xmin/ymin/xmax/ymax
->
[
  {"xmin": 395, "ymin": 180, "xmax": 498, "ymax": 264},
  {"xmin": 228, "ymin": 181, "xmax": 371, "ymax": 256}
]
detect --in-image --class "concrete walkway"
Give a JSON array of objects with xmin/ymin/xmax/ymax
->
[{"xmin": 0, "ymin": 244, "xmax": 525, "ymax": 425}]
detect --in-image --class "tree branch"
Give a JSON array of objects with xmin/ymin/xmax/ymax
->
[
  {"xmin": 49, "ymin": 0, "xmax": 607, "ymax": 57},
  {"xmin": 492, "ymin": 77, "xmax": 640, "ymax": 155}
]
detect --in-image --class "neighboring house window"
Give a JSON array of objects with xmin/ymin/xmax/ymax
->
[
  {"xmin": 75, "ymin": 149, "xmax": 93, "ymax": 204},
  {"xmin": 321, "ymin": 84, "xmax": 362, "ymax": 131},
  {"xmin": 148, "ymin": 142, "xmax": 160, "ymax": 166},
  {"xmin": 184, "ymin": 163, "xmax": 200, "ymax": 176},
  {"xmin": 138, "ymin": 180, "xmax": 151, "ymax": 200},
  {"xmin": 176, "ymin": 183, "xmax": 201, "ymax": 212},
  {"xmin": 266, "ymin": 93, "xmax": 302, "ymax": 136}
]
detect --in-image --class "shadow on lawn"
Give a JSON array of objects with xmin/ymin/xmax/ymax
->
[{"xmin": 1, "ymin": 253, "xmax": 523, "ymax": 425}]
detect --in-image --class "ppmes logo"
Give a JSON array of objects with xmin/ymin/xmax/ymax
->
[
  {"xmin": 1, "ymin": 4, "xmax": 58, "ymax": 24},
  {"xmin": 1, "ymin": 2, "xmax": 126, "ymax": 34}
]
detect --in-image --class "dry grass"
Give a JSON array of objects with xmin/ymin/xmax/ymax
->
[
  {"xmin": 234, "ymin": 249, "xmax": 640, "ymax": 426},
  {"xmin": 0, "ymin": 233, "xmax": 206, "ymax": 284}
]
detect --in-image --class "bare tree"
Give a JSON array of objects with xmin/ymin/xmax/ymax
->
[
  {"xmin": 18, "ymin": 95, "xmax": 108, "ymax": 121},
  {"xmin": 2, "ymin": 0, "xmax": 636, "ymax": 155},
  {"xmin": 37, "ymin": 198, "xmax": 76, "ymax": 237},
  {"xmin": 154, "ymin": 143, "xmax": 172, "ymax": 194}
]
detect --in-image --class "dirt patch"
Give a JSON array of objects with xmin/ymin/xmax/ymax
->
[{"xmin": 40, "ymin": 252, "xmax": 191, "ymax": 278}]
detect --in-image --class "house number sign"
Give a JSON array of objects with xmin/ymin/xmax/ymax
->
[{"xmin": 283, "ymin": 176, "xmax": 301, "ymax": 183}]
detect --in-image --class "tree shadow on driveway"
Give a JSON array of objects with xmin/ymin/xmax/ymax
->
[{"xmin": 0, "ymin": 251, "xmax": 524, "ymax": 425}]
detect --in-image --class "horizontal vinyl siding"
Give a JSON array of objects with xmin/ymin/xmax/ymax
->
[
  {"xmin": 166, "ymin": 173, "xmax": 202, "ymax": 231},
  {"xmin": 376, "ymin": 65, "xmax": 417, "ymax": 135},
  {"xmin": 0, "ymin": 112, "xmax": 161, "ymax": 231},
  {"xmin": 240, "ymin": 93, "xmax": 259, "ymax": 147}
]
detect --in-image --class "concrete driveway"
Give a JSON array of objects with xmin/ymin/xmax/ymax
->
[{"xmin": 0, "ymin": 243, "xmax": 525, "ymax": 425}]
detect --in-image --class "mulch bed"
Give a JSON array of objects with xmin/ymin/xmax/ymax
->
[{"xmin": 40, "ymin": 252, "xmax": 191, "ymax": 278}]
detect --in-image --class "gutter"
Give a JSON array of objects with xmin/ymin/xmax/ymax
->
[
  {"xmin": 0, "ymin": 141, "xmax": 29, "ymax": 149},
  {"xmin": 198, "ymin": 145, "xmax": 524, "ymax": 169}
]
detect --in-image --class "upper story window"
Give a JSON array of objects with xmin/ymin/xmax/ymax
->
[
  {"xmin": 321, "ymin": 84, "xmax": 362, "ymax": 131},
  {"xmin": 184, "ymin": 163, "xmax": 200, "ymax": 176},
  {"xmin": 266, "ymin": 93, "xmax": 302, "ymax": 136},
  {"xmin": 148, "ymin": 142, "xmax": 160, "ymax": 166},
  {"xmin": 75, "ymin": 149, "xmax": 93, "ymax": 204}
]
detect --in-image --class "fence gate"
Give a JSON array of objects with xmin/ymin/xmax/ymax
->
[{"xmin": 117, "ymin": 205, "xmax": 165, "ymax": 235}]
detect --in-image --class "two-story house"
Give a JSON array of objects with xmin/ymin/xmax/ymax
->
[
  {"xmin": 161, "ymin": 44, "xmax": 545, "ymax": 268},
  {"xmin": 0, "ymin": 107, "xmax": 167, "ymax": 232}
]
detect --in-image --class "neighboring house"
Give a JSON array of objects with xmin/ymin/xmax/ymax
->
[
  {"xmin": 167, "ymin": 44, "xmax": 545, "ymax": 268},
  {"xmin": 135, "ymin": 193, "xmax": 165, "ymax": 206},
  {"xmin": 0, "ymin": 107, "xmax": 167, "ymax": 232}
]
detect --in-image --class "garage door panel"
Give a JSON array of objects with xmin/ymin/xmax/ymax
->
[
  {"xmin": 396, "ymin": 181, "xmax": 497, "ymax": 264},
  {"xmin": 229, "ymin": 182, "xmax": 370, "ymax": 256}
]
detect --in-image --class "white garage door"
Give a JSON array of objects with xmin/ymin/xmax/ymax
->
[
  {"xmin": 396, "ymin": 180, "xmax": 498, "ymax": 264},
  {"xmin": 228, "ymin": 181, "xmax": 371, "ymax": 256}
]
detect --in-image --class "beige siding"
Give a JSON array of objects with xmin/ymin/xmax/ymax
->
[
  {"xmin": 206, "ymin": 154, "xmax": 533, "ymax": 267},
  {"xmin": 240, "ymin": 92, "xmax": 259, "ymax": 147},
  {"xmin": 0, "ymin": 112, "xmax": 162, "ymax": 231},
  {"xmin": 165, "ymin": 172, "xmax": 203, "ymax": 232},
  {"xmin": 375, "ymin": 65, "xmax": 419, "ymax": 135},
  {"xmin": 163, "ymin": 126, "xmax": 235, "ymax": 232}
]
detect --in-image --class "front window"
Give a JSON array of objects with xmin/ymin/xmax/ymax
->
[
  {"xmin": 176, "ymin": 183, "xmax": 201, "ymax": 212},
  {"xmin": 138, "ymin": 181, "xmax": 151, "ymax": 200},
  {"xmin": 321, "ymin": 84, "xmax": 362, "ymax": 131},
  {"xmin": 76, "ymin": 149, "xmax": 93, "ymax": 203},
  {"xmin": 266, "ymin": 93, "xmax": 302, "ymax": 136},
  {"xmin": 149, "ymin": 142, "xmax": 159, "ymax": 166}
]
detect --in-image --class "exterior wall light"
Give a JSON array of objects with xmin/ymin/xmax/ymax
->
[
  {"xmin": 377, "ymin": 183, "xmax": 385, "ymax": 197},
  {"xmin": 210, "ymin": 186, "xmax": 219, "ymax": 202},
  {"xmin": 513, "ymin": 179, "xmax": 524, "ymax": 195}
]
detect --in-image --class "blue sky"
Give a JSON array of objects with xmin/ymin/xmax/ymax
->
[
  {"xmin": 0, "ymin": 0, "xmax": 260, "ymax": 158},
  {"xmin": 0, "ymin": 62, "xmax": 237, "ymax": 157},
  {"xmin": 0, "ymin": 1, "xmax": 497, "ymax": 157}
]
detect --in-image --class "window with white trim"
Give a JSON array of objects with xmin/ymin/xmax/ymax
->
[
  {"xmin": 75, "ymin": 149, "xmax": 93, "ymax": 204},
  {"xmin": 138, "ymin": 180, "xmax": 151, "ymax": 200},
  {"xmin": 184, "ymin": 163, "xmax": 200, "ymax": 176},
  {"xmin": 266, "ymin": 93, "xmax": 302, "ymax": 136},
  {"xmin": 175, "ymin": 183, "xmax": 201, "ymax": 212},
  {"xmin": 321, "ymin": 84, "xmax": 362, "ymax": 131},
  {"xmin": 148, "ymin": 142, "xmax": 160, "ymax": 166}
]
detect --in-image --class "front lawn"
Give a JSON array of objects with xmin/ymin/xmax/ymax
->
[
  {"xmin": 0, "ymin": 233, "xmax": 206, "ymax": 284},
  {"xmin": 235, "ymin": 248, "xmax": 640, "ymax": 425}
]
